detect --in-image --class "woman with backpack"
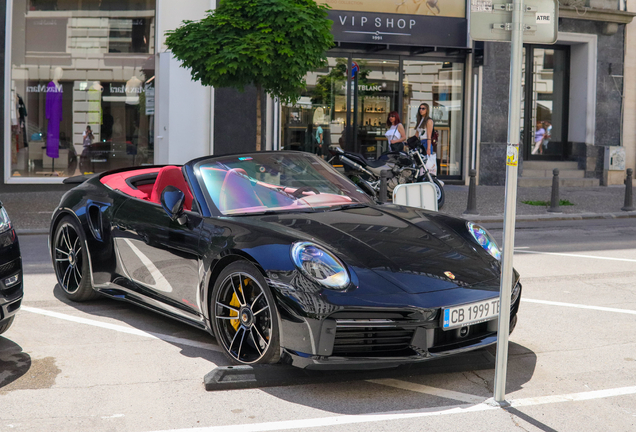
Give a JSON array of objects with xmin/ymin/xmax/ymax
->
[{"xmin": 415, "ymin": 103, "xmax": 437, "ymax": 176}]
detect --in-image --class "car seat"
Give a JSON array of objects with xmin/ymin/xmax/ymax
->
[{"xmin": 149, "ymin": 166, "xmax": 193, "ymax": 211}]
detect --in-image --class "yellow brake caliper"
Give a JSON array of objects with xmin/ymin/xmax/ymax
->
[
  {"xmin": 229, "ymin": 278, "xmax": 249, "ymax": 331},
  {"xmin": 229, "ymin": 290, "xmax": 241, "ymax": 331}
]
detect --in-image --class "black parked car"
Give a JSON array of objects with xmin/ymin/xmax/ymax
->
[
  {"xmin": 50, "ymin": 151, "xmax": 521, "ymax": 369},
  {"xmin": 0, "ymin": 202, "xmax": 23, "ymax": 335}
]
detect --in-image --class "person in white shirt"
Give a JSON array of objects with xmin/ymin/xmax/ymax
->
[{"xmin": 385, "ymin": 111, "xmax": 406, "ymax": 152}]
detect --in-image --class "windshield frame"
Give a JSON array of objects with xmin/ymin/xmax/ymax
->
[{"xmin": 190, "ymin": 151, "xmax": 375, "ymax": 217}]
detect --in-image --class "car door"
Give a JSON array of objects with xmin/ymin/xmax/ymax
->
[{"xmin": 111, "ymin": 198, "xmax": 204, "ymax": 323}]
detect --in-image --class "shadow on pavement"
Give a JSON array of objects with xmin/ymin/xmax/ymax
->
[
  {"xmin": 0, "ymin": 337, "xmax": 32, "ymax": 392},
  {"xmin": 504, "ymin": 406, "xmax": 559, "ymax": 432},
  {"xmin": 245, "ymin": 342, "xmax": 537, "ymax": 415},
  {"xmin": 51, "ymin": 283, "xmax": 231, "ymax": 367}
]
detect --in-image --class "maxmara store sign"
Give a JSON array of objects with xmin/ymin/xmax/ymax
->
[{"xmin": 320, "ymin": 0, "xmax": 468, "ymax": 48}]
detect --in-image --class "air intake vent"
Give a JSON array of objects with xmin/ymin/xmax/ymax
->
[
  {"xmin": 0, "ymin": 259, "xmax": 20, "ymax": 278},
  {"xmin": 333, "ymin": 320, "xmax": 416, "ymax": 357},
  {"xmin": 87, "ymin": 204, "xmax": 103, "ymax": 240}
]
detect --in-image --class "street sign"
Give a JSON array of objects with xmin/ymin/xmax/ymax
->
[{"xmin": 469, "ymin": 0, "xmax": 558, "ymax": 43}]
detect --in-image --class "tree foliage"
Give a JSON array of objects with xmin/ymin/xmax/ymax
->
[{"xmin": 165, "ymin": 0, "xmax": 334, "ymax": 104}]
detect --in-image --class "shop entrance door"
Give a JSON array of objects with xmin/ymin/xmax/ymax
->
[
  {"xmin": 522, "ymin": 45, "xmax": 570, "ymax": 160},
  {"xmin": 343, "ymin": 58, "xmax": 400, "ymax": 159}
]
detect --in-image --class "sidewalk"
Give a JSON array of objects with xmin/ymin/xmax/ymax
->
[
  {"xmin": 2, "ymin": 184, "xmax": 635, "ymax": 234},
  {"xmin": 438, "ymin": 184, "xmax": 636, "ymax": 224}
]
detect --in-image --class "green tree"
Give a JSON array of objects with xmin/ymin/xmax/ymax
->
[{"xmin": 165, "ymin": 0, "xmax": 334, "ymax": 150}]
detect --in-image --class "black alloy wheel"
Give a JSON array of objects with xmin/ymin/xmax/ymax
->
[
  {"xmin": 53, "ymin": 216, "xmax": 98, "ymax": 301},
  {"xmin": 211, "ymin": 261, "xmax": 280, "ymax": 364}
]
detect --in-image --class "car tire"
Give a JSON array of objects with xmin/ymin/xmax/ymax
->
[
  {"xmin": 0, "ymin": 316, "xmax": 15, "ymax": 335},
  {"xmin": 211, "ymin": 261, "xmax": 281, "ymax": 365},
  {"xmin": 52, "ymin": 216, "xmax": 99, "ymax": 302},
  {"xmin": 432, "ymin": 178, "xmax": 445, "ymax": 209}
]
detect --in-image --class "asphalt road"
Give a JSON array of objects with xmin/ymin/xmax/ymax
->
[{"xmin": 2, "ymin": 219, "xmax": 636, "ymax": 432}]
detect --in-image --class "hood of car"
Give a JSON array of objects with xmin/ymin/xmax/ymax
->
[{"xmin": 253, "ymin": 205, "xmax": 501, "ymax": 294}]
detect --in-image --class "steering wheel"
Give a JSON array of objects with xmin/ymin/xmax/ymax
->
[{"xmin": 292, "ymin": 186, "xmax": 321, "ymax": 198}]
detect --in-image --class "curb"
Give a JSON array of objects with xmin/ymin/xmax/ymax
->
[{"xmin": 460, "ymin": 211, "xmax": 636, "ymax": 224}]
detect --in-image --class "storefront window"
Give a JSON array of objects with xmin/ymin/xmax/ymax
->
[
  {"xmin": 283, "ymin": 57, "xmax": 465, "ymax": 178},
  {"xmin": 282, "ymin": 58, "xmax": 402, "ymax": 160},
  {"xmin": 402, "ymin": 60, "xmax": 464, "ymax": 177},
  {"xmin": 281, "ymin": 57, "xmax": 346, "ymax": 157},
  {"xmin": 8, "ymin": 0, "xmax": 156, "ymax": 179},
  {"xmin": 347, "ymin": 58, "xmax": 400, "ymax": 159}
]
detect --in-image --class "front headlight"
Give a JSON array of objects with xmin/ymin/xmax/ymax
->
[
  {"xmin": 291, "ymin": 242, "xmax": 350, "ymax": 289},
  {"xmin": 467, "ymin": 222, "xmax": 501, "ymax": 260},
  {"xmin": 0, "ymin": 207, "xmax": 12, "ymax": 233}
]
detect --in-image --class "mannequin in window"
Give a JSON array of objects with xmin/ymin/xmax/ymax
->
[
  {"xmin": 45, "ymin": 67, "xmax": 64, "ymax": 159},
  {"xmin": 17, "ymin": 94, "xmax": 28, "ymax": 148},
  {"xmin": 126, "ymin": 75, "xmax": 142, "ymax": 105}
]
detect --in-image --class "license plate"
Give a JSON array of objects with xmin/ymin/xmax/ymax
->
[{"xmin": 442, "ymin": 298, "xmax": 500, "ymax": 330}]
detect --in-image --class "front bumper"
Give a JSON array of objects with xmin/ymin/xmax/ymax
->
[
  {"xmin": 282, "ymin": 332, "xmax": 499, "ymax": 370},
  {"xmin": 281, "ymin": 285, "xmax": 522, "ymax": 370},
  {"xmin": 0, "ymin": 228, "xmax": 23, "ymax": 327},
  {"xmin": 0, "ymin": 257, "xmax": 23, "ymax": 326}
]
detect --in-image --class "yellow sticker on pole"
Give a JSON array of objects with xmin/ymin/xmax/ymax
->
[{"xmin": 506, "ymin": 144, "xmax": 519, "ymax": 166}]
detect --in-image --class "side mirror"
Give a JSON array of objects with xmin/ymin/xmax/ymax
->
[{"xmin": 160, "ymin": 186, "xmax": 186, "ymax": 224}]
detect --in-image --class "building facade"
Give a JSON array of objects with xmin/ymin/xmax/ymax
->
[
  {"xmin": 479, "ymin": 3, "xmax": 635, "ymax": 186},
  {"xmin": 1, "ymin": 0, "xmax": 635, "ymax": 191},
  {"xmin": 1, "ymin": 0, "xmax": 216, "ymax": 191}
]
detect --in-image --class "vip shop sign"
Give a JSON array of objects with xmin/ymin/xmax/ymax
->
[{"xmin": 327, "ymin": 10, "xmax": 469, "ymax": 49}]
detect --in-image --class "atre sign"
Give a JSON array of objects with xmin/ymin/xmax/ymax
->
[{"xmin": 469, "ymin": 0, "xmax": 559, "ymax": 43}]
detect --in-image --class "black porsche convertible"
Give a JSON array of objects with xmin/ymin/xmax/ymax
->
[{"xmin": 50, "ymin": 151, "xmax": 521, "ymax": 369}]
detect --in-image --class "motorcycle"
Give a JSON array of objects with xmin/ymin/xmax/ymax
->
[{"xmin": 328, "ymin": 145, "xmax": 445, "ymax": 209}]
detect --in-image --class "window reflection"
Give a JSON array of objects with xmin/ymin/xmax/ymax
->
[
  {"xmin": 9, "ymin": 0, "xmax": 156, "ymax": 179},
  {"xmin": 402, "ymin": 60, "xmax": 464, "ymax": 176}
]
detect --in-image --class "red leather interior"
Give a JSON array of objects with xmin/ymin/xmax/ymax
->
[
  {"xmin": 100, "ymin": 166, "xmax": 194, "ymax": 211},
  {"xmin": 100, "ymin": 167, "xmax": 162, "ymax": 200},
  {"xmin": 149, "ymin": 166, "xmax": 193, "ymax": 211}
]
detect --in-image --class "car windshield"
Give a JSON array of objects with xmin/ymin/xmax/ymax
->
[{"xmin": 196, "ymin": 152, "xmax": 374, "ymax": 215}]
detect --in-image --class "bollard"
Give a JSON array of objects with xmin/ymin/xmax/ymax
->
[
  {"xmin": 379, "ymin": 170, "xmax": 389, "ymax": 203},
  {"xmin": 547, "ymin": 168, "xmax": 561, "ymax": 213},
  {"xmin": 463, "ymin": 169, "xmax": 479, "ymax": 215},
  {"xmin": 622, "ymin": 168, "xmax": 635, "ymax": 211}
]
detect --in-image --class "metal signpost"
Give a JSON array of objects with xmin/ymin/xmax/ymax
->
[{"xmin": 469, "ymin": 0, "xmax": 558, "ymax": 404}]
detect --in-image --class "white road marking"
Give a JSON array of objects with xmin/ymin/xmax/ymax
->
[
  {"xmin": 21, "ymin": 306, "xmax": 222, "ymax": 352},
  {"xmin": 522, "ymin": 299, "xmax": 636, "ymax": 315},
  {"xmin": 514, "ymin": 249, "xmax": 636, "ymax": 263},
  {"xmin": 366, "ymin": 379, "xmax": 485, "ymax": 403},
  {"xmin": 147, "ymin": 386, "xmax": 636, "ymax": 432},
  {"xmin": 509, "ymin": 386, "xmax": 636, "ymax": 407}
]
